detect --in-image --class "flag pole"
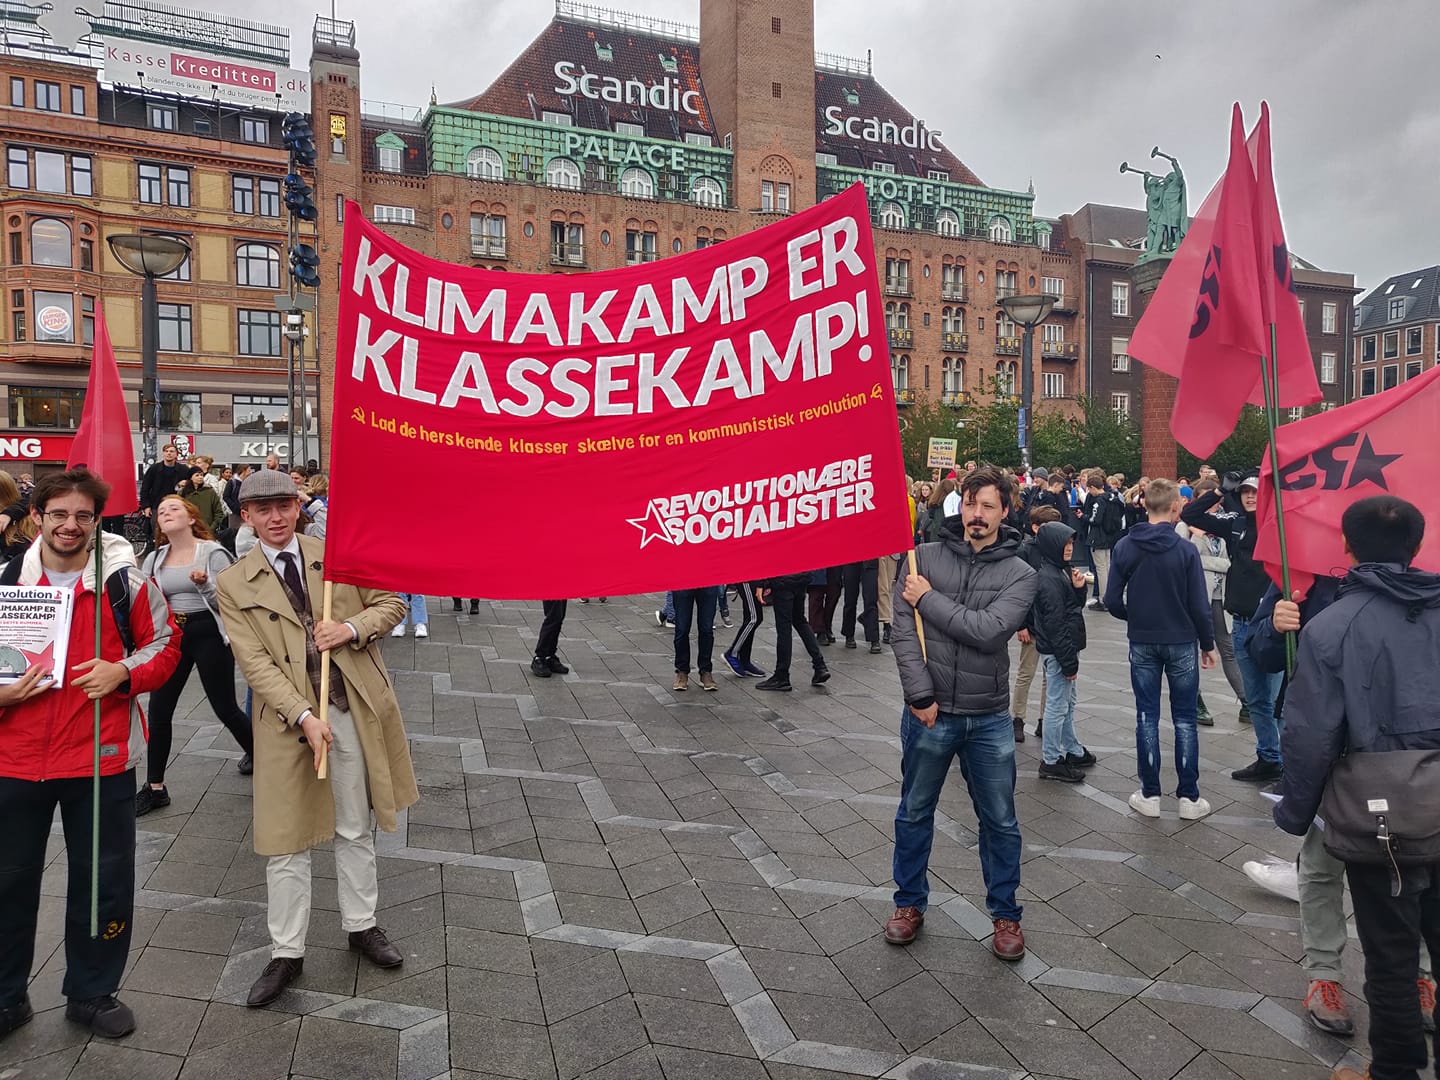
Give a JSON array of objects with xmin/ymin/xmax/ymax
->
[
  {"xmin": 1259, "ymin": 324, "xmax": 1297, "ymax": 674},
  {"xmin": 316, "ymin": 580, "xmax": 333, "ymax": 780},
  {"xmin": 906, "ymin": 550, "xmax": 927, "ymax": 663},
  {"xmin": 90, "ymin": 526, "xmax": 103, "ymax": 937}
]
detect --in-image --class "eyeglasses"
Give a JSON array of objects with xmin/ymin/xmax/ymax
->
[{"xmin": 42, "ymin": 510, "xmax": 96, "ymax": 526}]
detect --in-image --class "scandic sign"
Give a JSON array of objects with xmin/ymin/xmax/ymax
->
[
  {"xmin": 103, "ymin": 36, "xmax": 310, "ymax": 110},
  {"xmin": 325, "ymin": 184, "xmax": 911, "ymax": 599}
]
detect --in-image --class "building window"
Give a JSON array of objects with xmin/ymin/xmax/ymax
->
[
  {"xmin": 240, "ymin": 116, "xmax": 270, "ymax": 144},
  {"xmin": 8, "ymin": 385, "xmax": 85, "ymax": 427},
  {"xmin": 1042, "ymin": 276, "xmax": 1065, "ymax": 299},
  {"xmin": 35, "ymin": 81, "xmax": 60, "ymax": 111},
  {"xmin": 1321, "ymin": 301, "xmax": 1337, "ymax": 334},
  {"xmin": 167, "ymin": 166, "xmax": 191, "ymax": 207},
  {"xmin": 546, "ymin": 157, "xmax": 582, "ymax": 190},
  {"xmin": 466, "ymin": 146, "xmax": 504, "ymax": 180},
  {"xmin": 994, "ymin": 269, "xmax": 1017, "ymax": 300},
  {"xmin": 935, "ymin": 209, "xmax": 960, "ymax": 238},
  {"xmin": 1361, "ymin": 368, "xmax": 1376, "ymax": 396},
  {"xmin": 942, "ymin": 306, "xmax": 964, "ymax": 333},
  {"xmin": 69, "ymin": 85, "xmax": 84, "ymax": 115},
  {"xmin": 9, "ymin": 78, "xmax": 22, "ymax": 108},
  {"xmin": 1287, "ymin": 406, "xmax": 1304, "ymax": 423},
  {"xmin": 1361, "ymin": 335, "xmax": 1376, "ymax": 363},
  {"xmin": 233, "ymin": 394, "xmax": 289, "ymax": 433},
  {"xmin": 551, "ymin": 222, "xmax": 584, "ymax": 265},
  {"xmin": 871, "ymin": 161, "xmax": 896, "ymax": 174},
  {"xmin": 771, "ymin": 16, "xmax": 781, "ymax": 32},
  {"xmin": 884, "ymin": 258, "xmax": 910, "ymax": 295},
  {"xmin": 1389, "ymin": 297, "xmax": 1407, "ymax": 320},
  {"xmin": 9, "ymin": 288, "xmax": 24, "ymax": 341},
  {"xmin": 771, "ymin": 82, "xmax": 781, "ymax": 98},
  {"xmin": 942, "ymin": 358, "xmax": 963, "ymax": 394},
  {"xmin": 619, "ymin": 167, "xmax": 654, "ymax": 198},
  {"xmin": 1407, "ymin": 326, "xmax": 1423, "ymax": 355},
  {"xmin": 541, "ymin": 110, "xmax": 573, "ymax": 127},
  {"xmin": 614, "ymin": 121, "xmax": 644, "ymax": 137},
  {"xmin": 6, "ymin": 146, "xmax": 27, "ymax": 188},
  {"xmin": 71, "ymin": 155, "xmax": 91, "ymax": 196},
  {"xmin": 238, "ymin": 309, "xmax": 282, "ymax": 356},
  {"xmin": 258, "ymin": 177, "xmax": 280, "ymax": 217},
  {"xmin": 372, "ymin": 205, "xmax": 416, "ymax": 225},
  {"xmin": 625, "ymin": 227, "xmax": 657, "ymax": 264},
  {"xmin": 691, "ymin": 175, "xmax": 723, "ymax": 208},
  {"xmin": 1111, "ymin": 391, "xmax": 1130, "ymax": 418},
  {"xmin": 1042, "ymin": 372, "xmax": 1066, "ymax": 398},
  {"xmin": 996, "ymin": 362, "xmax": 1016, "ymax": 395},
  {"xmin": 1112, "ymin": 281, "xmax": 1130, "ymax": 316},
  {"xmin": 1383, "ymin": 364, "xmax": 1399, "ymax": 391},
  {"xmin": 33, "ymin": 290, "xmax": 75, "ymax": 342},
  {"xmin": 138, "ymin": 163, "xmax": 163, "ymax": 204},
  {"xmin": 760, "ymin": 180, "xmax": 790, "ymax": 212},
  {"xmin": 1406, "ymin": 360, "xmax": 1423, "ymax": 381},
  {"xmin": 236, "ymin": 244, "xmax": 280, "ymax": 289},
  {"xmin": 1383, "ymin": 331, "xmax": 1399, "ymax": 359},
  {"xmin": 877, "ymin": 201, "xmax": 905, "ymax": 229},
  {"xmin": 1041, "ymin": 323, "xmax": 1064, "ymax": 344},
  {"xmin": 892, "ymin": 354, "xmax": 908, "ymax": 390},
  {"xmin": 155, "ymin": 234, "xmax": 191, "ymax": 280},
  {"xmin": 80, "ymin": 294, "xmax": 94, "ymax": 345},
  {"xmin": 928, "ymin": 169, "xmax": 950, "ymax": 182},
  {"xmin": 232, "ymin": 176, "xmax": 254, "ymax": 214},
  {"xmin": 684, "ymin": 132, "xmax": 713, "ymax": 147},
  {"xmin": 79, "ymin": 236, "xmax": 93, "ymax": 272},
  {"xmin": 941, "ymin": 263, "xmax": 965, "ymax": 299},
  {"xmin": 376, "ymin": 144, "xmax": 402, "ymax": 173},
  {"xmin": 34, "ymin": 150, "xmax": 66, "ymax": 193},
  {"xmin": 159, "ymin": 391, "xmax": 201, "ymax": 430},
  {"xmin": 1297, "ymin": 299, "xmax": 1306, "ymax": 326},
  {"xmin": 1111, "ymin": 336, "xmax": 1131, "ymax": 372},
  {"xmin": 157, "ymin": 304, "xmax": 192, "ymax": 352},
  {"xmin": 987, "ymin": 215, "xmax": 1012, "ymax": 242},
  {"xmin": 29, "ymin": 219, "xmax": 71, "ymax": 267},
  {"xmin": 1320, "ymin": 352, "xmax": 1337, "ymax": 385},
  {"xmin": 470, "ymin": 213, "xmax": 506, "ymax": 257},
  {"xmin": 884, "ymin": 302, "xmax": 910, "ymax": 330},
  {"xmin": 147, "ymin": 104, "xmax": 177, "ymax": 131}
]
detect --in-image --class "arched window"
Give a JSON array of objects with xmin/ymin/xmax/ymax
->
[
  {"xmin": 878, "ymin": 201, "xmax": 905, "ymax": 229},
  {"xmin": 619, "ymin": 167, "xmax": 654, "ymax": 198},
  {"xmin": 466, "ymin": 147, "xmax": 504, "ymax": 180},
  {"xmin": 936, "ymin": 208, "xmax": 961, "ymax": 238},
  {"xmin": 942, "ymin": 306, "xmax": 964, "ymax": 334},
  {"xmin": 942, "ymin": 358, "xmax": 964, "ymax": 395},
  {"xmin": 997, "ymin": 361, "xmax": 1016, "ymax": 395},
  {"xmin": 690, "ymin": 175, "xmax": 723, "ymax": 208},
  {"xmin": 235, "ymin": 243, "xmax": 280, "ymax": 289},
  {"xmin": 546, "ymin": 157, "xmax": 581, "ymax": 190},
  {"xmin": 30, "ymin": 218, "xmax": 71, "ymax": 267},
  {"xmin": 895, "ymin": 302, "xmax": 910, "ymax": 329},
  {"xmin": 892, "ymin": 354, "xmax": 909, "ymax": 390},
  {"xmin": 988, "ymin": 214, "xmax": 1012, "ymax": 242}
]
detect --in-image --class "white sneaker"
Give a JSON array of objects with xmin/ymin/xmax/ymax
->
[
  {"xmin": 1129, "ymin": 791, "xmax": 1161, "ymax": 818},
  {"xmin": 1243, "ymin": 858, "xmax": 1300, "ymax": 902},
  {"xmin": 414, "ymin": 623, "xmax": 428, "ymax": 638},
  {"xmin": 1178, "ymin": 796, "xmax": 1212, "ymax": 821},
  {"xmin": 390, "ymin": 624, "xmax": 406, "ymax": 638}
]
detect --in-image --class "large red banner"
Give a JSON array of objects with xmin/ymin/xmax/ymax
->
[{"xmin": 326, "ymin": 184, "xmax": 911, "ymax": 598}]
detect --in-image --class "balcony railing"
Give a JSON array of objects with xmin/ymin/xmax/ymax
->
[
  {"xmin": 995, "ymin": 336, "xmax": 1022, "ymax": 355},
  {"xmin": 551, "ymin": 247, "xmax": 585, "ymax": 266},
  {"xmin": 894, "ymin": 387, "xmax": 916, "ymax": 404},
  {"xmin": 470, "ymin": 237, "xmax": 507, "ymax": 258},
  {"xmin": 941, "ymin": 282, "xmax": 968, "ymax": 302},
  {"xmin": 1042, "ymin": 340, "xmax": 1079, "ymax": 360},
  {"xmin": 884, "ymin": 278, "xmax": 912, "ymax": 297},
  {"xmin": 995, "ymin": 285, "xmax": 1019, "ymax": 301},
  {"xmin": 1050, "ymin": 294, "xmax": 1078, "ymax": 314},
  {"xmin": 887, "ymin": 326, "xmax": 914, "ymax": 349},
  {"xmin": 941, "ymin": 331, "xmax": 969, "ymax": 353},
  {"xmin": 940, "ymin": 390, "xmax": 971, "ymax": 407}
]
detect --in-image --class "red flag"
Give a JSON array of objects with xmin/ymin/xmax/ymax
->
[
  {"xmin": 67, "ymin": 303, "xmax": 138, "ymax": 514},
  {"xmin": 1128, "ymin": 105, "xmax": 1316, "ymax": 458},
  {"xmin": 1255, "ymin": 364, "xmax": 1440, "ymax": 597},
  {"xmin": 1248, "ymin": 101, "xmax": 1319, "ymax": 403}
]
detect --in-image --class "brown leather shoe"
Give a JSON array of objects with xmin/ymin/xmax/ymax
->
[
  {"xmin": 673, "ymin": 673, "xmax": 689, "ymax": 692},
  {"xmin": 699, "ymin": 672, "xmax": 718, "ymax": 692},
  {"xmin": 992, "ymin": 918, "xmax": 1025, "ymax": 960},
  {"xmin": 246, "ymin": 957, "xmax": 303, "ymax": 1007},
  {"xmin": 884, "ymin": 906, "xmax": 924, "ymax": 945},
  {"xmin": 349, "ymin": 927, "xmax": 404, "ymax": 968}
]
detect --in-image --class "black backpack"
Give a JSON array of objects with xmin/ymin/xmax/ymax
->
[{"xmin": 1, "ymin": 552, "xmax": 136, "ymax": 655}]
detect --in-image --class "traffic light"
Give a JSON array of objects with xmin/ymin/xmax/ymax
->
[
  {"xmin": 284, "ymin": 174, "xmax": 317, "ymax": 221},
  {"xmin": 289, "ymin": 243, "xmax": 320, "ymax": 288},
  {"xmin": 281, "ymin": 112, "xmax": 316, "ymax": 168}
]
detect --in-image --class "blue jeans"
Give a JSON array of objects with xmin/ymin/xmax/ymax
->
[
  {"xmin": 893, "ymin": 707, "xmax": 1022, "ymax": 921},
  {"xmin": 399, "ymin": 592, "xmax": 428, "ymax": 627},
  {"xmin": 1231, "ymin": 615, "xmax": 1284, "ymax": 764},
  {"xmin": 661, "ymin": 591, "xmax": 676, "ymax": 621},
  {"xmin": 1040, "ymin": 655, "xmax": 1084, "ymax": 765},
  {"xmin": 1129, "ymin": 642, "xmax": 1200, "ymax": 800},
  {"xmin": 672, "ymin": 587, "xmax": 718, "ymax": 674}
]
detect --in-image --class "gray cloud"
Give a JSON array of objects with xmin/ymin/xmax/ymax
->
[{"xmin": 219, "ymin": 0, "xmax": 1437, "ymax": 290}]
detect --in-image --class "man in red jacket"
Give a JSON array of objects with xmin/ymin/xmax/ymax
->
[{"xmin": 0, "ymin": 469, "xmax": 180, "ymax": 1041}]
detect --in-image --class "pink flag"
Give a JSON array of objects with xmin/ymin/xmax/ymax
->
[{"xmin": 67, "ymin": 302, "xmax": 138, "ymax": 514}]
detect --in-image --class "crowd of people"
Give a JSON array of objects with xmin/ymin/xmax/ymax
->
[{"xmin": 0, "ymin": 449, "xmax": 1437, "ymax": 1080}]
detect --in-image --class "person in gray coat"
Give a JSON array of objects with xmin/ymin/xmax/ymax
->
[{"xmin": 885, "ymin": 466, "xmax": 1038, "ymax": 961}]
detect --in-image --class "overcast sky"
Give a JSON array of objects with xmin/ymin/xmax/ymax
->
[{"xmin": 212, "ymin": 0, "xmax": 1436, "ymax": 294}]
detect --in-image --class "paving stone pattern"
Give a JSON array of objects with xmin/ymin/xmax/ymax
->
[{"xmin": 6, "ymin": 595, "xmax": 1377, "ymax": 1080}]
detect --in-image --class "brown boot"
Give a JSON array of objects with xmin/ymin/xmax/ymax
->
[
  {"xmin": 673, "ymin": 673, "xmax": 689, "ymax": 691},
  {"xmin": 884, "ymin": 906, "xmax": 923, "ymax": 945},
  {"xmin": 991, "ymin": 918, "xmax": 1025, "ymax": 960}
]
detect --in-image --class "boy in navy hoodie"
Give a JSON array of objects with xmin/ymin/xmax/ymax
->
[
  {"xmin": 1028, "ymin": 521, "xmax": 1094, "ymax": 782},
  {"xmin": 1105, "ymin": 478, "xmax": 1219, "ymax": 820}
]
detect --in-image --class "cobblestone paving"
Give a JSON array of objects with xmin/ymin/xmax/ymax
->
[{"xmin": 4, "ymin": 595, "xmax": 1379, "ymax": 1079}]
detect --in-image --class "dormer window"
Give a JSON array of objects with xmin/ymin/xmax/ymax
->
[
  {"xmin": 594, "ymin": 41, "xmax": 613, "ymax": 61},
  {"xmin": 843, "ymin": 88, "xmax": 860, "ymax": 105},
  {"xmin": 615, "ymin": 121, "xmax": 644, "ymax": 137},
  {"xmin": 658, "ymin": 54, "xmax": 678, "ymax": 73},
  {"xmin": 542, "ymin": 110, "xmax": 573, "ymax": 127}
]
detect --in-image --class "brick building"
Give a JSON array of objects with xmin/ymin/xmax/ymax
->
[
  {"xmin": 0, "ymin": 4, "xmax": 315, "ymax": 474},
  {"xmin": 1062, "ymin": 203, "xmax": 1356, "ymax": 424},
  {"xmin": 310, "ymin": 0, "xmax": 1085, "ymax": 457},
  {"xmin": 1352, "ymin": 265, "xmax": 1440, "ymax": 398}
]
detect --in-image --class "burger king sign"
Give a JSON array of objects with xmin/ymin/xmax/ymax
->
[{"xmin": 37, "ymin": 304, "xmax": 71, "ymax": 341}]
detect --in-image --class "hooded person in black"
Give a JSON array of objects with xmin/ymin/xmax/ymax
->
[{"xmin": 1027, "ymin": 521, "xmax": 1093, "ymax": 782}]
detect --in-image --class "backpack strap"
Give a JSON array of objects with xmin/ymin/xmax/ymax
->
[
  {"xmin": 0, "ymin": 556, "xmax": 20, "ymax": 586},
  {"xmin": 105, "ymin": 570, "xmax": 135, "ymax": 656}
]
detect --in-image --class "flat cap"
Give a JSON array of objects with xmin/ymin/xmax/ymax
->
[{"xmin": 238, "ymin": 468, "xmax": 299, "ymax": 503}]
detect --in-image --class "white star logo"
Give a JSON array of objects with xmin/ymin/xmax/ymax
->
[{"xmin": 626, "ymin": 500, "xmax": 678, "ymax": 548}]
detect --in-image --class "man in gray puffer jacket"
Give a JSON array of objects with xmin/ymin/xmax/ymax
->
[{"xmin": 886, "ymin": 466, "xmax": 1038, "ymax": 960}]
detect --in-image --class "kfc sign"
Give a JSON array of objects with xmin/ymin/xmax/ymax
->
[
  {"xmin": 103, "ymin": 36, "xmax": 309, "ymax": 110},
  {"xmin": 553, "ymin": 61, "xmax": 701, "ymax": 117}
]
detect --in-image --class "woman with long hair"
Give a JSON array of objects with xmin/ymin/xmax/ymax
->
[
  {"xmin": 0, "ymin": 469, "xmax": 36, "ymax": 561},
  {"xmin": 136, "ymin": 495, "xmax": 253, "ymax": 814}
]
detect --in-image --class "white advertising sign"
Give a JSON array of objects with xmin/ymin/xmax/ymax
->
[{"xmin": 103, "ymin": 36, "xmax": 310, "ymax": 110}]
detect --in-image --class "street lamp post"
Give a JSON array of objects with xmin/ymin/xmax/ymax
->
[
  {"xmin": 107, "ymin": 234, "xmax": 191, "ymax": 467},
  {"xmin": 998, "ymin": 293, "xmax": 1058, "ymax": 474}
]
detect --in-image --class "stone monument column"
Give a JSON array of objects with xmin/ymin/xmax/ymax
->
[{"xmin": 1131, "ymin": 257, "xmax": 1178, "ymax": 479}]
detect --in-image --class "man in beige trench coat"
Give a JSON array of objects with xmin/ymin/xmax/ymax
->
[{"xmin": 216, "ymin": 469, "xmax": 418, "ymax": 1007}]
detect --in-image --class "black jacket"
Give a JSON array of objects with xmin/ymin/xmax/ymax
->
[
  {"xmin": 1248, "ymin": 576, "xmax": 1342, "ymax": 675},
  {"xmin": 1180, "ymin": 490, "xmax": 1269, "ymax": 619},
  {"xmin": 1080, "ymin": 490, "xmax": 1124, "ymax": 550},
  {"xmin": 139, "ymin": 461, "xmax": 187, "ymax": 513},
  {"xmin": 1027, "ymin": 522, "xmax": 1087, "ymax": 676},
  {"xmin": 1274, "ymin": 564, "xmax": 1440, "ymax": 835}
]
